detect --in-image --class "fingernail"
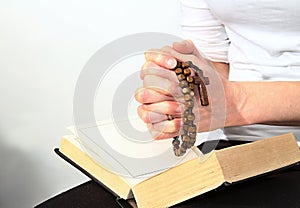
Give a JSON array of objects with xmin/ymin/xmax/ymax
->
[{"xmin": 167, "ymin": 58, "xmax": 176, "ymax": 68}]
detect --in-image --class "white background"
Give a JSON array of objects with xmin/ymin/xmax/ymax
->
[{"xmin": 0, "ymin": 0, "xmax": 180, "ymax": 207}]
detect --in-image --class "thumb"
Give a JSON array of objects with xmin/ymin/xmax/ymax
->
[{"xmin": 172, "ymin": 40, "xmax": 198, "ymax": 55}]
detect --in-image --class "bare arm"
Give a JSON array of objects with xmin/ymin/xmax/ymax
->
[
  {"xmin": 234, "ymin": 81, "xmax": 300, "ymax": 126},
  {"xmin": 174, "ymin": 41, "xmax": 300, "ymax": 126}
]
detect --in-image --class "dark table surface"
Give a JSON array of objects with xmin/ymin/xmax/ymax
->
[{"xmin": 35, "ymin": 141, "xmax": 300, "ymax": 208}]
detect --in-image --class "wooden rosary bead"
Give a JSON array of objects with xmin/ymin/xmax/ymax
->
[
  {"xmin": 177, "ymin": 74, "xmax": 186, "ymax": 81},
  {"xmin": 172, "ymin": 138, "xmax": 180, "ymax": 146},
  {"xmin": 188, "ymin": 83, "xmax": 195, "ymax": 90},
  {"xmin": 182, "ymin": 135, "xmax": 191, "ymax": 142},
  {"xmin": 187, "ymin": 114, "xmax": 195, "ymax": 121},
  {"xmin": 184, "ymin": 94, "xmax": 192, "ymax": 101},
  {"xmin": 181, "ymin": 61, "xmax": 190, "ymax": 68},
  {"xmin": 180, "ymin": 146, "xmax": 187, "ymax": 154},
  {"xmin": 186, "ymin": 143, "xmax": 193, "ymax": 149},
  {"xmin": 183, "ymin": 124, "xmax": 189, "ymax": 131},
  {"xmin": 183, "ymin": 68, "xmax": 191, "ymax": 76},
  {"xmin": 188, "ymin": 125, "xmax": 197, "ymax": 133},
  {"xmin": 174, "ymin": 148, "xmax": 181, "ymax": 157},
  {"xmin": 182, "ymin": 87, "xmax": 191, "ymax": 94},
  {"xmin": 189, "ymin": 137, "xmax": 196, "ymax": 143},
  {"xmin": 189, "ymin": 132, "xmax": 197, "ymax": 139},
  {"xmin": 185, "ymin": 101, "xmax": 194, "ymax": 108},
  {"xmin": 175, "ymin": 68, "xmax": 183, "ymax": 75},
  {"xmin": 179, "ymin": 80, "xmax": 188, "ymax": 88},
  {"xmin": 183, "ymin": 110, "xmax": 189, "ymax": 117},
  {"xmin": 182, "ymin": 142, "xmax": 189, "ymax": 149},
  {"xmin": 186, "ymin": 76, "xmax": 194, "ymax": 83},
  {"xmin": 183, "ymin": 117, "xmax": 188, "ymax": 123}
]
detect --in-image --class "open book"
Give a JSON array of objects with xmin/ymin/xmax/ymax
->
[{"xmin": 57, "ymin": 120, "xmax": 300, "ymax": 208}]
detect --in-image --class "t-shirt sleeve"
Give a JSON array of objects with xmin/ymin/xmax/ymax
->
[{"xmin": 180, "ymin": 0, "xmax": 230, "ymax": 63}]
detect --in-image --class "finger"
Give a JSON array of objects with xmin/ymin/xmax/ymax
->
[
  {"xmin": 148, "ymin": 129, "xmax": 179, "ymax": 140},
  {"xmin": 137, "ymin": 105, "xmax": 173, "ymax": 123},
  {"xmin": 142, "ymin": 101, "xmax": 183, "ymax": 116},
  {"xmin": 140, "ymin": 61, "xmax": 178, "ymax": 82},
  {"xmin": 135, "ymin": 88, "xmax": 175, "ymax": 104},
  {"xmin": 172, "ymin": 40, "xmax": 211, "ymax": 70},
  {"xmin": 147, "ymin": 118, "xmax": 181, "ymax": 134},
  {"xmin": 160, "ymin": 45, "xmax": 187, "ymax": 62},
  {"xmin": 155, "ymin": 42, "xmax": 200, "ymax": 67},
  {"xmin": 143, "ymin": 75, "xmax": 182, "ymax": 97},
  {"xmin": 160, "ymin": 45, "xmax": 176, "ymax": 53},
  {"xmin": 144, "ymin": 49, "xmax": 177, "ymax": 69},
  {"xmin": 172, "ymin": 40, "xmax": 198, "ymax": 55}
]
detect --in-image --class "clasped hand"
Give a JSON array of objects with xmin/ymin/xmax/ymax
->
[{"xmin": 135, "ymin": 40, "xmax": 246, "ymax": 140}]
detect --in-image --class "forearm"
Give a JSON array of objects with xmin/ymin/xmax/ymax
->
[
  {"xmin": 212, "ymin": 62, "xmax": 229, "ymax": 79},
  {"xmin": 233, "ymin": 81, "xmax": 300, "ymax": 126},
  {"xmin": 210, "ymin": 62, "xmax": 300, "ymax": 127},
  {"xmin": 196, "ymin": 61, "xmax": 300, "ymax": 128}
]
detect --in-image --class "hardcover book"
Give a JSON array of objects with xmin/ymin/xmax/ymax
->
[{"xmin": 57, "ymin": 122, "xmax": 300, "ymax": 208}]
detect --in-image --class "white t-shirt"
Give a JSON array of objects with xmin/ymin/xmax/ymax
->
[
  {"xmin": 180, "ymin": 0, "xmax": 300, "ymax": 81},
  {"xmin": 180, "ymin": 0, "xmax": 300, "ymax": 141}
]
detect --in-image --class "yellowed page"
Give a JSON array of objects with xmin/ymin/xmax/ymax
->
[
  {"xmin": 132, "ymin": 153, "xmax": 225, "ymax": 208},
  {"xmin": 216, "ymin": 133, "xmax": 300, "ymax": 183}
]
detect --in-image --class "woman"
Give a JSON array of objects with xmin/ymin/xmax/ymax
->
[{"xmin": 135, "ymin": 0, "xmax": 300, "ymax": 144}]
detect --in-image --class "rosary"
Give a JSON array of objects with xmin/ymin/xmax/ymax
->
[{"xmin": 171, "ymin": 60, "xmax": 209, "ymax": 157}]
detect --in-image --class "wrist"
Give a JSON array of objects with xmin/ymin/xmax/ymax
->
[
  {"xmin": 224, "ymin": 81, "xmax": 253, "ymax": 127},
  {"xmin": 230, "ymin": 81, "xmax": 287, "ymax": 126}
]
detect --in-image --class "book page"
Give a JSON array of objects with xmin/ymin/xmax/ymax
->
[
  {"xmin": 216, "ymin": 133, "xmax": 300, "ymax": 183},
  {"xmin": 69, "ymin": 118, "xmax": 199, "ymax": 179}
]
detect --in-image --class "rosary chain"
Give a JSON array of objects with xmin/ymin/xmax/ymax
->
[{"xmin": 172, "ymin": 60, "xmax": 209, "ymax": 156}]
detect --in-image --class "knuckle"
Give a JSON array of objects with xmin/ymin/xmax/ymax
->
[
  {"xmin": 161, "ymin": 45, "xmax": 173, "ymax": 52},
  {"xmin": 169, "ymin": 121, "xmax": 177, "ymax": 133},
  {"xmin": 137, "ymin": 106, "xmax": 149, "ymax": 123},
  {"xmin": 143, "ymin": 113, "xmax": 151, "ymax": 123},
  {"xmin": 136, "ymin": 89, "xmax": 149, "ymax": 103},
  {"xmin": 139, "ymin": 89, "xmax": 149, "ymax": 103}
]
